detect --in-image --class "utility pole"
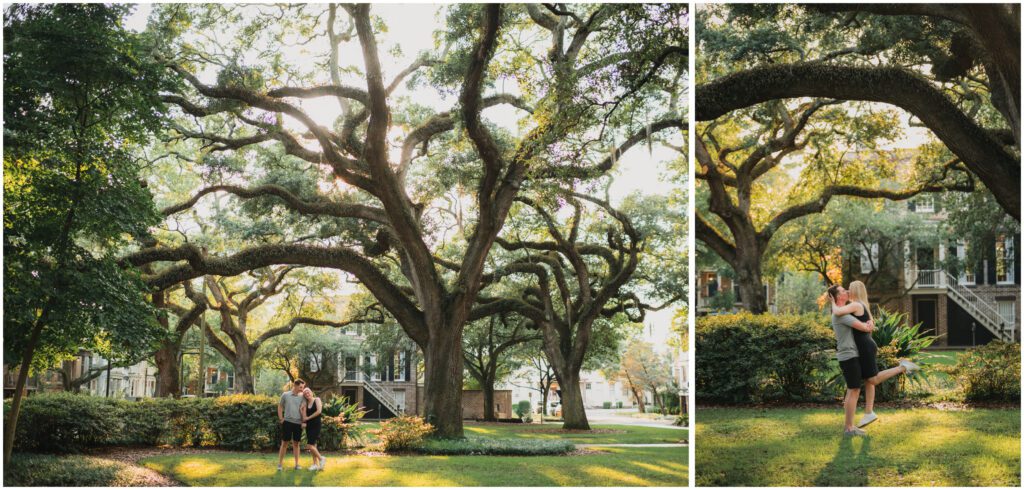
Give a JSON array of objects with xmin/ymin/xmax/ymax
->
[{"xmin": 198, "ymin": 277, "xmax": 207, "ymax": 398}]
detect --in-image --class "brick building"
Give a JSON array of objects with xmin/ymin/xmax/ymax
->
[{"xmin": 845, "ymin": 196, "xmax": 1020, "ymax": 346}]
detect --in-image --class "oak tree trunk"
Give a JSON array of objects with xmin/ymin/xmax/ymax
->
[
  {"xmin": 734, "ymin": 250, "xmax": 768, "ymax": 314},
  {"xmin": 482, "ymin": 378, "xmax": 496, "ymax": 421},
  {"xmin": 233, "ymin": 348, "xmax": 256, "ymax": 394},
  {"xmin": 556, "ymin": 369, "xmax": 590, "ymax": 430},
  {"xmin": 154, "ymin": 343, "xmax": 181, "ymax": 398},
  {"xmin": 422, "ymin": 327, "xmax": 465, "ymax": 438}
]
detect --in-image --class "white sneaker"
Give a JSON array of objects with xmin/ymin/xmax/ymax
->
[
  {"xmin": 319, "ymin": 457, "xmax": 327, "ymax": 471},
  {"xmin": 277, "ymin": 465, "xmax": 283, "ymax": 472},
  {"xmin": 857, "ymin": 412, "xmax": 878, "ymax": 428},
  {"xmin": 899, "ymin": 359, "xmax": 920, "ymax": 374},
  {"xmin": 308, "ymin": 464, "xmax": 319, "ymax": 471}
]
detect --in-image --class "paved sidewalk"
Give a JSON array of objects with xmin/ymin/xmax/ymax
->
[{"xmin": 584, "ymin": 408, "xmax": 687, "ymax": 429}]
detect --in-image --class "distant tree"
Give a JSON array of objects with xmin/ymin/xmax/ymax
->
[{"xmin": 613, "ymin": 340, "xmax": 673, "ymax": 413}]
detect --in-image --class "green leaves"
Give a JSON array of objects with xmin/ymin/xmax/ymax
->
[{"xmin": 3, "ymin": 4, "xmax": 167, "ymax": 370}]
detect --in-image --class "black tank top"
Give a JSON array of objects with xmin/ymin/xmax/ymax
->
[
  {"xmin": 851, "ymin": 301, "xmax": 873, "ymax": 343},
  {"xmin": 852, "ymin": 301, "xmax": 870, "ymax": 323},
  {"xmin": 306, "ymin": 399, "xmax": 321, "ymax": 423}
]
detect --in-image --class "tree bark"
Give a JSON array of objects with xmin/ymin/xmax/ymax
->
[
  {"xmin": 481, "ymin": 376, "xmax": 496, "ymax": 421},
  {"xmin": 4, "ymin": 304, "xmax": 50, "ymax": 463},
  {"xmin": 555, "ymin": 368, "xmax": 590, "ymax": 430},
  {"xmin": 421, "ymin": 327, "xmax": 464, "ymax": 438},
  {"xmin": 233, "ymin": 346, "xmax": 256, "ymax": 394},
  {"xmin": 735, "ymin": 251, "xmax": 768, "ymax": 314},
  {"xmin": 154, "ymin": 343, "xmax": 181, "ymax": 397}
]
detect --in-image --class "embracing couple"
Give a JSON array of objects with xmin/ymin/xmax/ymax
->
[
  {"xmin": 277, "ymin": 378, "xmax": 327, "ymax": 471},
  {"xmin": 827, "ymin": 281, "xmax": 920, "ymax": 437}
]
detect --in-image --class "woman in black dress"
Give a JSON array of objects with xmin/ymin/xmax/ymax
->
[
  {"xmin": 301, "ymin": 387, "xmax": 325, "ymax": 471},
  {"xmin": 831, "ymin": 280, "xmax": 919, "ymax": 428}
]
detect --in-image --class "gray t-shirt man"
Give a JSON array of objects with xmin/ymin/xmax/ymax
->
[
  {"xmin": 831, "ymin": 313, "xmax": 861, "ymax": 361},
  {"xmin": 279, "ymin": 391, "xmax": 305, "ymax": 424}
]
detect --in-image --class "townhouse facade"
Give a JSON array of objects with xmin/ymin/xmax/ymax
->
[{"xmin": 846, "ymin": 196, "xmax": 1020, "ymax": 347}]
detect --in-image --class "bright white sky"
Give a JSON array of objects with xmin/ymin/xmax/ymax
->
[{"xmin": 127, "ymin": 4, "xmax": 681, "ymax": 350}]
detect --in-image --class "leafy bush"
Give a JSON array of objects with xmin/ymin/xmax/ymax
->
[
  {"xmin": 112, "ymin": 397, "xmax": 175, "ymax": 446},
  {"xmin": 317, "ymin": 396, "xmax": 368, "ymax": 450},
  {"xmin": 7, "ymin": 392, "xmax": 367, "ymax": 453},
  {"xmin": 673, "ymin": 414, "xmax": 688, "ymax": 427},
  {"xmin": 516, "ymin": 400, "xmax": 532, "ymax": 417},
  {"xmin": 9, "ymin": 392, "xmax": 120, "ymax": 453},
  {"xmin": 602, "ymin": 401, "xmax": 612, "ymax": 409},
  {"xmin": 946, "ymin": 342, "xmax": 1021, "ymax": 402},
  {"xmin": 696, "ymin": 313, "xmax": 833, "ymax": 403},
  {"xmin": 415, "ymin": 437, "xmax": 574, "ymax": 455},
  {"xmin": 616, "ymin": 401, "xmax": 623, "ymax": 408},
  {"xmin": 207, "ymin": 394, "xmax": 280, "ymax": 450},
  {"xmin": 371, "ymin": 414, "xmax": 433, "ymax": 451}
]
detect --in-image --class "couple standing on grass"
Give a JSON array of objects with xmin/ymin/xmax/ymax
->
[
  {"xmin": 277, "ymin": 378, "xmax": 327, "ymax": 471},
  {"xmin": 827, "ymin": 281, "xmax": 920, "ymax": 437}
]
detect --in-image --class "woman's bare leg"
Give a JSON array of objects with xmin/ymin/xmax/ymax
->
[
  {"xmin": 308, "ymin": 444, "xmax": 322, "ymax": 466},
  {"xmin": 865, "ymin": 365, "xmax": 907, "ymax": 388},
  {"xmin": 864, "ymin": 383, "xmax": 875, "ymax": 414}
]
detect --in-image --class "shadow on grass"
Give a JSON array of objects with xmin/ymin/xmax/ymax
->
[{"xmin": 812, "ymin": 436, "xmax": 870, "ymax": 486}]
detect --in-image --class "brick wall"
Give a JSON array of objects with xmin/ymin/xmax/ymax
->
[{"xmin": 461, "ymin": 389, "xmax": 513, "ymax": 419}]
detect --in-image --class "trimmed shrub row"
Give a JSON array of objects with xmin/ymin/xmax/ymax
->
[
  {"xmin": 696, "ymin": 312, "xmax": 834, "ymax": 403},
  {"xmin": 415, "ymin": 437, "xmax": 575, "ymax": 456},
  {"xmin": 5, "ymin": 392, "xmax": 357, "ymax": 454}
]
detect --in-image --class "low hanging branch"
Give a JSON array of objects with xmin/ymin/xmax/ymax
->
[{"xmin": 695, "ymin": 98, "xmax": 977, "ymax": 312}]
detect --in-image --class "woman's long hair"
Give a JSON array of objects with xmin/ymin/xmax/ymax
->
[{"xmin": 848, "ymin": 280, "xmax": 873, "ymax": 322}]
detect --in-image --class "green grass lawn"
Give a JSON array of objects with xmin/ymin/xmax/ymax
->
[
  {"xmin": 696, "ymin": 407, "xmax": 1019, "ymax": 486},
  {"xmin": 921, "ymin": 349, "xmax": 963, "ymax": 366},
  {"xmin": 141, "ymin": 446, "xmax": 687, "ymax": 486}
]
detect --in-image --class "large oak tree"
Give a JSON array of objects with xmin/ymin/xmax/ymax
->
[{"xmin": 125, "ymin": 3, "xmax": 684, "ymax": 437}]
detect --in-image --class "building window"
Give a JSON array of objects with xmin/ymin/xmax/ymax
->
[
  {"xmin": 859, "ymin": 243, "xmax": 879, "ymax": 273},
  {"xmin": 585, "ymin": 383, "xmax": 592, "ymax": 390},
  {"xmin": 996, "ymin": 235, "xmax": 1015, "ymax": 284},
  {"xmin": 396, "ymin": 352, "xmax": 407, "ymax": 382},
  {"xmin": 997, "ymin": 300, "xmax": 1016, "ymax": 326},
  {"xmin": 226, "ymin": 372, "xmax": 235, "ymax": 389},
  {"xmin": 915, "ymin": 196, "xmax": 934, "ymax": 213},
  {"xmin": 207, "ymin": 368, "xmax": 218, "ymax": 387},
  {"xmin": 309, "ymin": 352, "xmax": 323, "ymax": 373},
  {"xmin": 956, "ymin": 242, "xmax": 975, "ymax": 285}
]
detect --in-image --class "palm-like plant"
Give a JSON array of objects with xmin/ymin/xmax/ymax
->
[{"xmin": 871, "ymin": 308, "xmax": 941, "ymax": 358}]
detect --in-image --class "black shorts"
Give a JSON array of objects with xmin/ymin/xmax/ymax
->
[
  {"xmin": 281, "ymin": 421, "xmax": 303, "ymax": 442},
  {"xmin": 839, "ymin": 358, "xmax": 863, "ymax": 389},
  {"xmin": 305, "ymin": 419, "xmax": 322, "ymax": 446}
]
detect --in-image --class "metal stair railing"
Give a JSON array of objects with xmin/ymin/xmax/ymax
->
[
  {"xmin": 941, "ymin": 272, "xmax": 1013, "ymax": 342},
  {"xmin": 345, "ymin": 371, "xmax": 402, "ymax": 415}
]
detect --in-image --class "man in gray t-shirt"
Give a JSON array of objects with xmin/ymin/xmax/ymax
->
[
  {"xmin": 826, "ymin": 286, "xmax": 873, "ymax": 437},
  {"xmin": 277, "ymin": 379, "xmax": 306, "ymax": 470}
]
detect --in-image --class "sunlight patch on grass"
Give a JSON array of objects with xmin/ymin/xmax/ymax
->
[
  {"xmin": 143, "ymin": 446, "xmax": 688, "ymax": 486},
  {"xmin": 696, "ymin": 407, "xmax": 1019, "ymax": 487}
]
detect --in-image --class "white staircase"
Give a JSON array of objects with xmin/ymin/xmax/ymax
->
[
  {"xmin": 344, "ymin": 372, "xmax": 402, "ymax": 416},
  {"xmin": 909, "ymin": 269, "xmax": 1015, "ymax": 342}
]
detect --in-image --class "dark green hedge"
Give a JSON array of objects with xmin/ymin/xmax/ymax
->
[
  {"xmin": 696, "ymin": 312, "xmax": 834, "ymax": 403},
  {"xmin": 5, "ymin": 392, "xmax": 356, "ymax": 453},
  {"xmin": 415, "ymin": 437, "xmax": 574, "ymax": 455}
]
